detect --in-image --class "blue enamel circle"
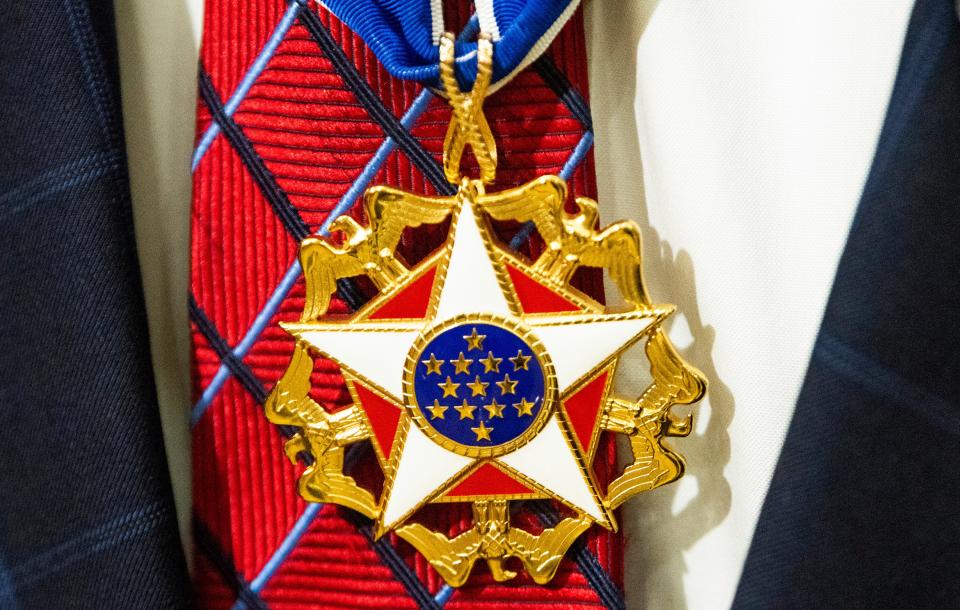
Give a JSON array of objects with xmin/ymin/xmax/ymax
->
[{"xmin": 413, "ymin": 322, "xmax": 546, "ymax": 449}]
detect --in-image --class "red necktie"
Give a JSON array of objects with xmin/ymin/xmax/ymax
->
[{"xmin": 189, "ymin": 1, "xmax": 624, "ymax": 607}]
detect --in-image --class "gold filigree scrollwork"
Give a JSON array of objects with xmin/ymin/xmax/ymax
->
[
  {"xmin": 397, "ymin": 500, "xmax": 592, "ymax": 586},
  {"xmin": 439, "ymin": 32, "xmax": 497, "ymax": 184}
]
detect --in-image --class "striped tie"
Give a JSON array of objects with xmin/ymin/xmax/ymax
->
[{"xmin": 189, "ymin": 1, "xmax": 625, "ymax": 607}]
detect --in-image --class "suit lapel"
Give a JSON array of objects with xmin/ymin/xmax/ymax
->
[{"xmin": 734, "ymin": 0, "xmax": 960, "ymax": 605}]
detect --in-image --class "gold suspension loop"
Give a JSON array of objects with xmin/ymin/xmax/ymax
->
[{"xmin": 439, "ymin": 32, "xmax": 498, "ymax": 184}]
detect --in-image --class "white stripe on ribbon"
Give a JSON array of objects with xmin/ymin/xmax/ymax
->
[
  {"xmin": 488, "ymin": 0, "xmax": 581, "ymax": 94},
  {"xmin": 475, "ymin": 0, "xmax": 502, "ymax": 41},
  {"xmin": 430, "ymin": 0, "xmax": 444, "ymax": 45}
]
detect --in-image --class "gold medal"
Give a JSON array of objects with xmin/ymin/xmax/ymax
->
[{"xmin": 266, "ymin": 33, "xmax": 706, "ymax": 587}]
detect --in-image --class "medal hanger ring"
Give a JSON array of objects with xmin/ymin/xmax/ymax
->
[{"xmin": 439, "ymin": 31, "xmax": 498, "ymax": 185}]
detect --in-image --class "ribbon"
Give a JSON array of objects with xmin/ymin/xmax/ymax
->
[{"xmin": 320, "ymin": 0, "xmax": 581, "ymax": 89}]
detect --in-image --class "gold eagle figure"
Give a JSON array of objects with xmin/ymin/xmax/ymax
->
[
  {"xmin": 298, "ymin": 237, "xmax": 365, "ymax": 322},
  {"xmin": 264, "ymin": 343, "xmax": 378, "ymax": 518},
  {"xmin": 476, "ymin": 175, "xmax": 652, "ymax": 308},
  {"xmin": 299, "ymin": 187, "xmax": 457, "ymax": 322},
  {"xmin": 396, "ymin": 523, "xmax": 485, "ymax": 587},
  {"xmin": 505, "ymin": 515, "xmax": 593, "ymax": 584},
  {"xmin": 603, "ymin": 328, "xmax": 706, "ymax": 509},
  {"xmin": 397, "ymin": 500, "xmax": 593, "ymax": 586}
]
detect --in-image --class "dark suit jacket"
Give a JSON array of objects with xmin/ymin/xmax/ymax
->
[{"xmin": 0, "ymin": 1, "xmax": 187, "ymax": 608}]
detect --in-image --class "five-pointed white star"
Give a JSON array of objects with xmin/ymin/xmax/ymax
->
[{"xmin": 283, "ymin": 199, "xmax": 668, "ymax": 532}]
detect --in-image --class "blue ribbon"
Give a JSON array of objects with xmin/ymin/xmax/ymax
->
[{"xmin": 321, "ymin": 0, "xmax": 579, "ymax": 88}]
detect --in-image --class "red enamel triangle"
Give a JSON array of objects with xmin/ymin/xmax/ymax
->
[
  {"xmin": 444, "ymin": 462, "xmax": 535, "ymax": 498},
  {"xmin": 367, "ymin": 266, "xmax": 437, "ymax": 320},
  {"xmin": 564, "ymin": 370, "xmax": 610, "ymax": 453},
  {"xmin": 505, "ymin": 263, "xmax": 581, "ymax": 313},
  {"xmin": 352, "ymin": 382, "xmax": 402, "ymax": 459}
]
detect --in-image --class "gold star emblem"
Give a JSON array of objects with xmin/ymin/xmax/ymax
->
[
  {"xmin": 452, "ymin": 352, "xmax": 473, "ymax": 375},
  {"xmin": 514, "ymin": 397, "xmax": 535, "ymax": 416},
  {"xmin": 438, "ymin": 376, "xmax": 460, "ymax": 398},
  {"xmin": 479, "ymin": 351, "xmax": 502, "ymax": 373},
  {"xmin": 471, "ymin": 420, "xmax": 493, "ymax": 442},
  {"xmin": 496, "ymin": 374, "xmax": 519, "ymax": 395},
  {"xmin": 466, "ymin": 375, "xmax": 489, "ymax": 397},
  {"xmin": 268, "ymin": 148, "xmax": 710, "ymax": 587},
  {"xmin": 510, "ymin": 350, "xmax": 531, "ymax": 371},
  {"xmin": 484, "ymin": 399, "xmax": 505, "ymax": 418},
  {"xmin": 422, "ymin": 353, "xmax": 444, "ymax": 375},
  {"xmin": 426, "ymin": 400, "xmax": 448, "ymax": 419},
  {"xmin": 455, "ymin": 400, "xmax": 476, "ymax": 420},
  {"xmin": 463, "ymin": 327, "xmax": 486, "ymax": 351}
]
